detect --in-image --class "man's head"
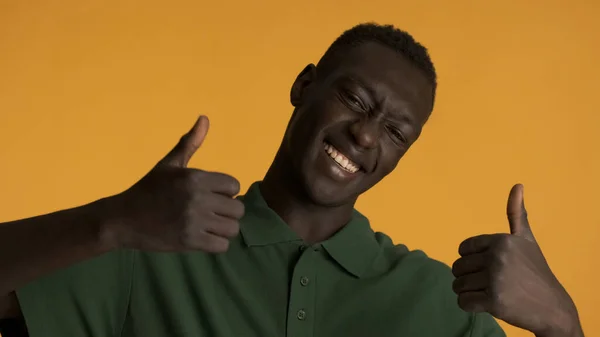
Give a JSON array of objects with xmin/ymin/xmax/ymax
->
[{"xmin": 277, "ymin": 23, "xmax": 436, "ymax": 207}]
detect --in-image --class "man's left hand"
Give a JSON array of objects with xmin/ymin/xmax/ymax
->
[{"xmin": 452, "ymin": 184, "xmax": 584, "ymax": 337}]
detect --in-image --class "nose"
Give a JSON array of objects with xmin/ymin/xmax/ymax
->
[{"xmin": 350, "ymin": 117, "xmax": 380, "ymax": 150}]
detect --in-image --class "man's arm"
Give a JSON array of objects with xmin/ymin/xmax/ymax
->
[
  {"xmin": 0, "ymin": 198, "xmax": 116, "ymax": 319},
  {"xmin": 0, "ymin": 116, "xmax": 244, "ymax": 330}
]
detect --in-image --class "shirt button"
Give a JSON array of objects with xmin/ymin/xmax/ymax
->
[
  {"xmin": 296, "ymin": 309, "xmax": 307, "ymax": 320},
  {"xmin": 300, "ymin": 276, "xmax": 309, "ymax": 286},
  {"xmin": 299, "ymin": 245, "xmax": 307, "ymax": 252}
]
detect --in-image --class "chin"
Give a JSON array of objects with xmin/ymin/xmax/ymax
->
[{"xmin": 300, "ymin": 174, "xmax": 360, "ymax": 207}]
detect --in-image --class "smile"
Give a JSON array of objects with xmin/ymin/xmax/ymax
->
[{"xmin": 324, "ymin": 142, "xmax": 360, "ymax": 173}]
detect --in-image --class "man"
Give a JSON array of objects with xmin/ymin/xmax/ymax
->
[{"xmin": 0, "ymin": 23, "xmax": 584, "ymax": 337}]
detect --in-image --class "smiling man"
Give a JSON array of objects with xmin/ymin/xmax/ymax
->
[{"xmin": 0, "ymin": 23, "xmax": 584, "ymax": 337}]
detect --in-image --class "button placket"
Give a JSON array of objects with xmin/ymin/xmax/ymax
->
[{"xmin": 286, "ymin": 247, "xmax": 318, "ymax": 337}]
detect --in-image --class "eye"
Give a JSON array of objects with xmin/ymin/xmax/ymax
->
[
  {"xmin": 342, "ymin": 90, "xmax": 365, "ymax": 110},
  {"xmin": 386, "ymin": 125, "xmax": 407, "ymax": 143}
]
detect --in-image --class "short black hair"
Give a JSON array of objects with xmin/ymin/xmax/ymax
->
[{"xmin": 317, "ymin": 23, "xmax": 437, "ymax": 102}]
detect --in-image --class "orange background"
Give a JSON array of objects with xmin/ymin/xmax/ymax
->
[{"xmin": 1, "ymin": 1, "xmax": 598, "ymax": 336}]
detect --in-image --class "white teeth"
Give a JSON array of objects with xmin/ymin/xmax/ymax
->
[{"xmin": 323, "ymin": 142, "xmax": 360, "ymax": 173}]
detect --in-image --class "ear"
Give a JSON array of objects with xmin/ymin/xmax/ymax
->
[{"xmin": 290, "ymin": 64, "xmax": 317, "ymax": 107}]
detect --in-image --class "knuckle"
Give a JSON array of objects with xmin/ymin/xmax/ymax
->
[
  {"xmin": 178, "ymin": 225, "xmax": 194, "ymax": 247},
  {"xmin": 216, "ymin": 239, "xmax": 230, "ymax": 252},
  {"xmin": 456, "ymin": 294, "xmax": 470, "ymax": 311},
  {"xmin": 194, "ymin": 168, "xmax": 209, "ymax": 178},
  {"xmin": 204, "ymin": 171, "xmax": 240, "ymax": 195},
  {"xmin": 224, "ymin": 176, "xmax": 241, "ymax": 195},
  {"xmin": 490, "ymin": 251, "xmax": 508, "ymax": 271},
  {"xmin": 488, "ymin": 288, "xmax": 503, "ymax": 308},
  {"xmin": 178, "ymin": 133, "xmax": 190, "ymax": 146},
  {"xmin": 178, "ymin": 210, "xmax": 200, "ymax": 244},
  {"xmin": 499, "ymin": 251, "xmax": 511, "ymax": 266},
  {"xmin": 189, "ymin": 190, "xmax": 208, "ymax": 206},
  {"xmin": 492, "ymin": 238, "xmax": 515, "ymax": 265},
  {"xmin": 452, "ymin": 278, "xmax": 463, "ymax": 294},
  {"xmin": 487, "ymin": 272, "xmax": 505, "ymax": 300},
  {"xmin": 457, "ymin": 241, "xmax": 467, "ymax": 256},
  {"xmin": 451, "ymin": 259, "xmax": 462, "ymax": 276},
  {"xmin": 485, "ymin": 260, "xmax": 504, "ymax": 287},
  {"xmin": 221, "ymin": 220, "xmax": 241, "ymax": 237},
  {"xmin": 495, "ymin": 234, "xmax": 513, "ymax": 250},
  {"xmin": 232, "ymin": 200, "xmax": 245, "ymax": 219},
  {"xmin": 206, "ymin": 237, "xmax": 230, "ymax": 253},
  {"xmin": 194, "ymin": 231, "xmax": 214, "ymax": 251},
  {"xmin": 488, "ymin": 277, "xmax": 502, "ymax": 297},
  {"xmin": 458, "ymin": 244, "xmax": 473, "ymax": 257},
  {"xmin": 189, "ymin": 169, "xmax": 209, "ymax": 185},
  {"xmin": 182, "ymin": 202, "xmax": 197, "ymax": 222}
]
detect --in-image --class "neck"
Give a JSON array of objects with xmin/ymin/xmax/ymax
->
[{"xmin": 261, "ymin": 151, "xmax": 356, "ymax": 244}]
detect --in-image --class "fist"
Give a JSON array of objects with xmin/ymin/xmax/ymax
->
[
  {"xmin": 452, "ymin": 184, "xmax": 581, "ymax": 336},
  {"xmin": 104, "ymin": 116, "xmax": 244, "ymax": 253}
]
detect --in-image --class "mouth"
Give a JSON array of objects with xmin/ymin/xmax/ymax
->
[{"xmin": 323, "ymin": 142, "xmax": 361, "ymax": 174}]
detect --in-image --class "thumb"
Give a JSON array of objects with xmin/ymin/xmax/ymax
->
[
  {"xmin": 158, "ymin": 115, "xmax": 210, "ymax": 167},
  {"xmin": 506, "ymin": 183, "xmax": 534, "ymax": 241}
]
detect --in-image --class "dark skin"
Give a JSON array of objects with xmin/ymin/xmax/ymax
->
[
  {"xmin": 0, "ymin": 117, "xmax": 245, "ymax": 320},
  {"xmin": 262, "ymin": 42, "xmax": 433, "ymax": 243},
  {"xmin": 263, "ymin": 42, "xmax": 583, "ymax": 336},
  {"xmin": 453, "ymin": 184, "xmax": 584, "ymax": 337},
  {"xmin": 0, "ymin": 42, "xmax": 584, "ymax": 337}
]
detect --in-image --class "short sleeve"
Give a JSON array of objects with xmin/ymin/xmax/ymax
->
[
  {"xmin": 469, "ymin": 312, "xmax": 506, "ymax": 337},
  {"xmin": 16, "ymin": 249, "xmax": 135, "ymax": 337}
]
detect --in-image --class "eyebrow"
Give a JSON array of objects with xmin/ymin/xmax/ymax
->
[
  {"xmin": 339, "ymin": 74, "xmax": 416, "ymax": 125},
  {"xmin": 338, "ymin": 74, "xmax": 378, "ymax": 100}
]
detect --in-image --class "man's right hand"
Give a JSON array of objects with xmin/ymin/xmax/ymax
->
[{"xmin": 103, "ymin": 115, "xmax": 244, "ymax": 253}]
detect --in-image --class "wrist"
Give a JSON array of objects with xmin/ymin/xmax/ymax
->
[
  {"xmin": 88, "ymin": 195, "xmax": 129, "ymax": 252},
  {"xmin": 537, "ymin": 306, "xmax": 584, "ymax": 337},
  {"xmin": 541, "ymin": 324, "xmax": 584, "ymax": 337},
  {"xmin": 537, "ymin": 328, "xmax": 583, "ymax": 337}
]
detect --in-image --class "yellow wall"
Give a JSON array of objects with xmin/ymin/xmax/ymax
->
[{"xmin": 1, "ymin": 1, "xmax": 598, "ymax": 336}]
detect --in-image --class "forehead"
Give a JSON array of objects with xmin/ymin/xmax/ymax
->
[{"xmin": 324, "ymin": 42, "xmax": 434, "ymax": 119}]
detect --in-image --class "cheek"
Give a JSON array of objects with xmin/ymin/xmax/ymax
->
[
  {"xmin": 286, "ymin": 105, "xmax": 326, "ymax": 160},
  {"xmin": 319, "ymin": 94, "xmax": 355, "ymax": 124},
  {"xmin": 290, "ymin": 99, "xmax": 348, "ymax": 149},
  {"xmin": 377, "ymin": 144, "xmax": 406, "ymax": 176}
]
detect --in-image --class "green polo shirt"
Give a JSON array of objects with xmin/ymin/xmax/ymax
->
[{"xmin": 16, "ymin": 182, "xmax": 505, "ymax": 337}]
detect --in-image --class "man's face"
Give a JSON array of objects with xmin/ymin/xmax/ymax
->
[{"xmin": 283, "ymin": 42, "xmax": 434, "ymax": 206}]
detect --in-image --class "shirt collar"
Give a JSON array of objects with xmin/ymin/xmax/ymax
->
[
  {"xmin": 239, "ymin": 182, "xmax": 382, "ymax": 278},
  {"xmin": 320, "ymin": 209, "xmax": 381, "ymax": 278},
  {"xmin": 238, "ymin": 182, "xmax": 301, "ymax": 246}
]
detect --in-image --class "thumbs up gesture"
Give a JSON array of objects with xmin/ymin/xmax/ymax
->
[
  {"xmin": 452, "ymin": 184, "xmax": 584, "ymax": 336},
  {"xmin": 103, "ymin": 116, "xmax": 244, "ymax": 253}
]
